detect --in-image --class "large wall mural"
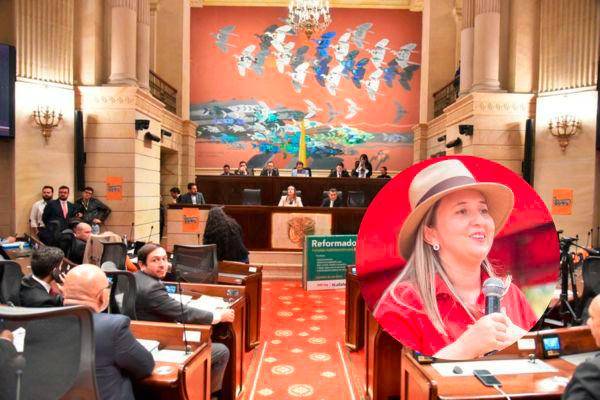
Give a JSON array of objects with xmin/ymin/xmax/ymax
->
[{"xmin": 190, "ymin": 7, "xmax": 421, "ymax": 171}]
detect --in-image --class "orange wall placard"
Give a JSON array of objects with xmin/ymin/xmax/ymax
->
[
  {"xmin": 551, "ymin": 188, "xmax": 573, "ymax": 215},
  {"xmin": 106, "ymin": 177, "xmax": 123, "ymax": 201},
  {"xmin": 182, "ymin": 208, "xmax": 202, "ymax": 233}
]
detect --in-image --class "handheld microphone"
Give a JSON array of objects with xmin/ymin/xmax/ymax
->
[
  {"xmin": 175, "ymin": 270, "xmax": 191, "ymax": 354},
  {"xmin": 482, "ymin": 277, "xmax": 505, "ymax": 315},
  {"xmin": 13, "ymin": 354, "xmax": 25, "ymax": 400}
]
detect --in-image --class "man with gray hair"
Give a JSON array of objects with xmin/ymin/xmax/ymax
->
[
  {"xmin": 20, "ymin": 246, "xmax": 64, "ymax": 307},
  {"xmin": 63, "ymin": 264, "xmax": 155, "ymax": 400}
]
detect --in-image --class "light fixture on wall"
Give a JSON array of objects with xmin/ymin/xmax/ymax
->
[
  {"xmin": 32, "ymin": 106, "xmax": 63, "ymax": 143},
  {"xmin": 548, "ymin": 115, "xmax": 581, "ymax": 152},
  {"xmin": 288, "ymin": 0, "xmax": 331, "ymax": 39}
]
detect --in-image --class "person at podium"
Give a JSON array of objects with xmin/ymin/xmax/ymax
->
[
  {"xmin": 278, "ymin": 185, "xmax": 303, "ymax": 207},
  {"xmin": 373, "ymin": 159, "xmax": 537, "ymax": 359}
]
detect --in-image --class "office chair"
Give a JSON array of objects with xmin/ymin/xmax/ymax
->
[
  {"xmin": 105, "ymin": 271, "xmax": 137, "ymax": 320},
  {"xmin": 172, "ymin": 244, "xmax": 219, "ymax": 284},
  {"xmin": 242, "ymin": 189, "xmax": 262, "ymax": 205},
  {"xmin": 347, "ymin": 191, "xmax": 365, "ymax": 207},
  {"xmin": 0, "ymin": 260, "xmax": 24, "ymax": 306},
  {"xmin": 579, "ymin": 256, "xmax": 600, "ymax": 323},
  {"xmin": 100, "ymin": 241, "xmax": 128, "ymax": 271},
  {"xmin": 0, "ymin": 305, "xmax": 100, "ymax": 400}
]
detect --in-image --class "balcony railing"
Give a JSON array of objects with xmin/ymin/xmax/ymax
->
[
  {"xmin": 433, "ymin": 76, "xmax": 460, "ymax": 118},
  {"xmin": 149, "ymin": 70, "xmax": 177, "ymax": 114}
]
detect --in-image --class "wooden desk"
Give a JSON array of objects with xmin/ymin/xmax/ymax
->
[
  {"xmin": 131, "ymin": 321, "xmax": 212, "ymax": 400},
  {"xmin": 167, "ymin": 204, "xmax": 366, "ymax": 251},
  {"xmin": 345, "ymin": 265, "xmax": 364, "ymax": 351},
  {"xmin": 195, "ymin": 175, "xmax": 389, "ymax": 207},
  {"xmin": 174, "ymin": 282, "xmax": 247, "ymax": 400},
  {"xmin": 366, "ymin": 306, "xmax": 403, "ymax": 400},
  {"xmin": 218, "ymin": 261, "xmax": 262, "ymax": 351},
  {"xmin": 401, "ymin": 326, "xmax": 599, "ymax": 400},
  {"xmin": 5, "ymin": 248, "xmax": 32, "ymax": 275}
]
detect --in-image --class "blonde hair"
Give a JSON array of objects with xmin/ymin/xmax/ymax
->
[{"xmin": 374, "ymin": 201, "xmax": 501, "ymax": 336}]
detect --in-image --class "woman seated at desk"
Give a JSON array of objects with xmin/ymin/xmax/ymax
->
[
  {"xmin": 373, "ymin": 159, "xmax": 538, "ymax": 359},
  {"xmin": 278, "ymin": 186, "xmax": 303, "ymax": 207}
]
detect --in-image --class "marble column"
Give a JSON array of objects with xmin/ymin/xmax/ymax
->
[
  {"xmin": 472, "ymin": 0, "xmax": 501, "ymax": 91},
  {"xmin": 459, "ymin": 0, "xmax": 475, "ymax": 94},
  {"xmin": 107, "ymin": 0, "xmax": 138, "ymax": 85},
  {"xmin": 137, "ymin": 0, "xmax": 150, "ymax": 89}
]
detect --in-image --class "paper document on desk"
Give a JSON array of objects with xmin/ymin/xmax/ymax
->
[
  {"xmin": 137, "ymin": 339, "xmax": 160, "ymax": 354},
  {"xmin": 187, "ymin": 295, "xmax": 229, "ymax": 312},
  {"xmin": 168, "ymin": 293, "xmax": 193, "ymax": 305},
  {"xmin": 153, "ymin": 349, "xmax": 192, "ymax": 364},
  {"xmin": 561, "ymin": 351, "xmax": 600, "ymax": 366},
  {"xmin": 432, "ymin": 359, "xmax": 557, "ymax": 377}
]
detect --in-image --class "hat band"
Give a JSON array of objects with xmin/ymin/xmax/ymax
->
[{"xmin": 416, "ymin": 175, "xmax": 476, "ymax": 206}]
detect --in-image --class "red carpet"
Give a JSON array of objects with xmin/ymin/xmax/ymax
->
[{"xmin": 241, "ymin": 280, "xmax": 362, "ymax": 400}]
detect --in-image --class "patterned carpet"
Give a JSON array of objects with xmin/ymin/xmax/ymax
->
[{"xmin": 241, "ymin": 280, "xmax": 362, "ymax": 400}]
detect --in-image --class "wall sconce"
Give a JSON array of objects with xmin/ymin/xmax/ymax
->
[
  {"xmin": 33, "ymin": 106, "xmax": 63, "ymax": 143},
  {"xmin": 548, "ymin": 115, "xmax": 581, "ymax": 152}
]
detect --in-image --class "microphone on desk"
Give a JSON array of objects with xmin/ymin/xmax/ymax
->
[
  {"xmin": 12, "ymin": 353, "xmax": 25, "ymax": 400},
  {"xmin": 175, "ymin": 270, "xmax": 191, "ymax": 355}
]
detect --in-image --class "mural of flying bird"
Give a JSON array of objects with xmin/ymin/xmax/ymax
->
[
  {"xmin": 393, "ymin": 101, "xmax": 407, "ymax": 123},
  {"xmin": 289, "ymin": 62, "xmax": 310, "ymax": 93},
  {"xmin": 341, "ymin": 50, "xmax": 359, "ymax": 76},
  {"xmin": 350, "ymin": 23, "xmax": 373, "ymax": 49},
  {"xmin": 344, "ymin": 99, "xmax": 362, "ymax": 120},
  {"xmin": 383, "ymin": 59, "xmax": 400, "ymax": 88},
  {"xmin": 368, "ymin": 38, "xmax": 389, "ymax": 69},
  {"xmin": 266, "ymin": 25, "xmax": 292, "ymax": 53},
  {"xmin": 252, "ymin": 24, "xmax": 278, "ymax": 75},
  {"xmin": 275, "ymin": 41, "xmax": 295, "ymax": 73},
  {"xmin": 398, "ymin": 64, "xmax": 420, "ymax": 90},
  {"xmin": 365, "ymin": 69, "xmax": 384, "ymax": 101},
  {"xmin": 313, "ymin": 32, "xmax": 336, "ymax": 59},
  {"xmin": 333, "ymin": 32, "xmax": 352, "ymax": 62},
  {"xmin": 324, "ymin": 64, "xmax": 344, "ymax": 96},
  {"xmin": 392, "ymin": 43, "xmax": 418, "ymax": 68},
  {"xmin": 290, "ymin": 45, "xmax": 310, "ymax": 69},
  {"xmin": 313, "ymin": 55, "xmax": 332, "ymax": 87},
  {"xmin": 212, "ymin": 25, "xmax": 237, "ymax": 53},
  {"xmin": 304, "ymin": 100, "xmax": 322, "ymax": 119},
  {"xmin": 235, "ymin": 45, "xmax": 257, "ymax": 77},
  {"xmin": 351, "ymin": 58, "xmax": 369, "ymax": 88},
  {"xmin": 326, "ymin": 102, "xmax": 341, "ymax": 122}
]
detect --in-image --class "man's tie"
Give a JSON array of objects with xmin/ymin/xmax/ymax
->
[{"xmin": 61, "ymin": 201, "xmax": 68, "ymax": 218}]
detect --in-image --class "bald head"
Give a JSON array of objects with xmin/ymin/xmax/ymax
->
[
  {"xmin": 587, "ymin": 295, "xmax": 600, "ymax": 346},
  {"xmin": 63, "ymin": 264, "xmax": 109, "ymax": 313},
  {"xmin": 75, "ymin": 222, "xmax": 92, "ymax": 242}
]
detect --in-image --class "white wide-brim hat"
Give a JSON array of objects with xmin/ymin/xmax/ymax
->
[{"xmin": 397, "ymin": 159, "xmax": 514, "ymax": 260}]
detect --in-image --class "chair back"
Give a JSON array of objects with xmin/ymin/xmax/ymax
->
[
  {"xmin": 281, "ymin": 189, "xmax": 302, "ymax": 198},
  {"xmin": 347, "ymin": 191, "xmax": 365, "ymax": 207},
  {"xmin": 0, "ymin": 260, "xmax": 24, "ymax": 306},
  {"xmin": 105, "ymin": 271, "xmax": 137, "ymax": 320},
  {"xmin": 580, "ymin": 256, "xmax": 600, "ymax": 322},
  {"xmin": 242, "ymin": 188, "xmax": 261, "ymax": 205},
  {"xmin": 57, "ymin": 229, "xmax": 76, "ymax": 260},
  {"xmin": 0, "ymin": 306, "xmax": 100, "ymax": 400},
  {"xmin": 100, "ymin": 241, "xmax": 127, "ymax": 271},
  {"xmin": 172, "ymin": 244, "xmax": 219, "ymax": 283}
]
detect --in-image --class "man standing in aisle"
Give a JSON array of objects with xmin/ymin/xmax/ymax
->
[{"xmin": 30, "ymin": 185, "xmax": 54, "ymax": 243}]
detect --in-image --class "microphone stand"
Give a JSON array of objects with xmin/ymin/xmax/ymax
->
[
  {"xmin": 13, "ymin": 353, "xmax": 25, "ymax": 400},
  {"xmin": 176, "ymin": 271, "xmax": 191, "ymax": 355}
]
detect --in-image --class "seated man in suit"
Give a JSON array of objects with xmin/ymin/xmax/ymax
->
[
  {"xmin": 321, "ymin": 188, "xmax": 343, "ymax": 208},
  {"xmin": 328, "ymin": 162, "xmax": 350, "ymax": 178},
  {"xmin": 63, "ymin": 264, "xmax": 155, "ymax": 400},
  {"xmin": 41, "ymin": 185, "xmax": 80, "ymax": 245},
  {"xmin": 134, "ymin": 243, "xmax": 233, "ymax": 397},
  {"xmin": 563, "ymin": 294, "xmax": 600, "ymax": 399},
  {"xmin": 0, "ymin": 329, "xmax": 17, "ymax": 400},
  {"xmin": 376, "ymin": 166, "xmax": 391, "ymax": 179},
  {"xmin": 291, "ymin": 161, "xmax": 310, "ymax": 177},
  {"xmin": 235, "ymin": 160, "xmax": 253, "ymax": 176},
  {"xmin": 20, "ymin": 246, "xmax": 64, "ymax": 307},
  {"xmin": 221, "ymin": 164, "xmax": 234, "ymax": 176},
  {"xmin": 177, "ymin": 183, "xmax": 206, "ymax": 205},
  {"xmin": 260, "ymin": 161, "xmax": 279, "ymax": 177}
]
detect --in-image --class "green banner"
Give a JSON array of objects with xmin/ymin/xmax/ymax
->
[{"xmin": 302, "ymin": 235, "xmax": 357, "ymax": 291}]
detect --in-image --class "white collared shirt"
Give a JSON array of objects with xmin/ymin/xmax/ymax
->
[
  {"xmin": 30, "ymin": 199, "xmax": 48, "ymax": 228},
  {"xmin": 31, "ymin": 274, "xmax": 52, "ymax": 293},
  {"xmin": 329, "ymin": 200, "xmax": 334, "ymax": 208},
  {"xmin": 191, "ymin": 195, "xmax": 197, "ymax": 205}
]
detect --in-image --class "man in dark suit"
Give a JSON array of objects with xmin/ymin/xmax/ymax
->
[
  {"xmin": 20, "ymin": 246, "xmax": 64, "ymax": 307},
  {"xmin": 376, "ymin": 166, "xmax": 392, "ymax": 179},
  {"xmin": 321, "ymin": 188, "xmax": 343, "ymax": 208},
  {"xmin": 328, "ymin": 162, "xmax": 350, "ymax": 178},
  {"xmin": 0, "ymin": 329, "xmax": 17, "ymax": 400},
  {"xmin": 177, "ymin": 183, "xmax": 206, "ymax": 205},
  {"xmin": 41, "ymin": 185, "xmax": 80, "ymax": 245},
  {"xmin": 75, "ymin": 186, "xmax": 112, "ymax": 229},
  {"xmin": 63, "ymin": 264, "xmax": 155, "ymax": 400},
  {"xmin": 134, "ymin": 243, "xmax": 232, "ymax": 397},
  {"xmin": 563, "ymin": 295, "xmax": 600, "ymax": 399},
  {"xmin": 260, "ymin": 161, "xmax": 279, "ymax": 177},
  {"xmin": 235, "ymin": 160, "xmax": 254, "ymax": 176},
  {"xmin": 221, "ymin": 164, "xmax": 234, "ymax": 176}
]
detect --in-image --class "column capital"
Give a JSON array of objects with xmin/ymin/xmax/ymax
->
[
  {"xmin": 108, "ymin": 0, "xmax": 137, "ymax": 11},
  {"xmin": 474, "ymin": 0, "xmax": 500, "ymax": 15}
]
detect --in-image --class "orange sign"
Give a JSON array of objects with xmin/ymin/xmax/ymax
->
[
  {"xmin": 182, "ymin": 208, "xmax": 201, "ymax": 233},
  {"xmin": 106, "ymin": 176, "xmax": 123, "ymax": 201},
  {"xmin": 551, "ymin": 188, "xmax": 573, "ymax": 215}
]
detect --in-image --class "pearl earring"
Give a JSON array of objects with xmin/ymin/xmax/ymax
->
[{"xmin": 432, "ymin": 243, "xmax": 440, "ymax": 251}]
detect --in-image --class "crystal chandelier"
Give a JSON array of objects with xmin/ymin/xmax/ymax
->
[{"xmin": 288, "ymin": 0, "xmax": 331, "ymax": 39}]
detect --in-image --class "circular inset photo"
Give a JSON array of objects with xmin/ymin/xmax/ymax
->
[{"xmin": 356, "ymin": 156, "xmax": 559, "ymax": 359}]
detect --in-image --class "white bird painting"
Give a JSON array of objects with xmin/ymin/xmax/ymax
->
[
  {"xmin": 324, "ymin": 64, "xmax": 344, "ymax": 96},
  {"xmin": 275, "ymin": 42, "xmax": 295, "ymax": 73},
  {"xmin": 304, "ymin": 99, "xmax": 322, "ymax": 119},
  {"xmin": 235, "ymin": 45, "xmax": 257, "ymax": 77},
  {"xmin": 368, "ymin": 38, "xmax": 389, "ymax": 69},
  {"xmin": 344, "ymin": 98, "xmax": 362, "ymax": 120},
  {"xmin": 365, "ymin": 69, "xmax": 383, "ymax": 101},
  {"xmin": 268, "ymin": 25, "xmax": 293, "ymax": 53},
  {"xmin": 392, "ymin": 43, "xmax": 418, "ymax": 68},
  {"xmin": 290, "ymin": 62, "xmax": 310, "ymax": 93},
  {"xmin": 333, "ymin": 32, "xmax": 352, "ymax": 62}
]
